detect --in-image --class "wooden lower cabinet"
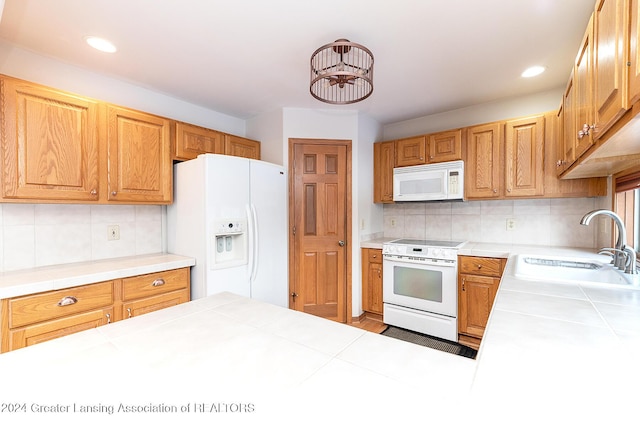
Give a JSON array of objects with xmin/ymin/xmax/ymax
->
[
  {"xmin": 0, "ymin": 267, "xmax": 190, "ymax": 353},
  {"xmin": 458, "ymin": 256, "xmax": 506, "ymax": 350},
  {"xmin": 6, "ymin": 308, "xmax": 114, "ymax": 351},
  {"xmin": 361, "ymin": 248, "xmax": 383, "ymax": 316}
]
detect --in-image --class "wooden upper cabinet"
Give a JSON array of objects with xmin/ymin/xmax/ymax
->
[
  {"xmin": 629, "ymin": 0, "xmax": 640, "ymax": 104},
  {"xmin": 465, "ymin": 123, "xmax": 502, "ymax": 199},
  {"xmin": 428, "ymin": 129, "xmax": 462, "ymax": 163},
  {"xmin": 373, "ymin": 140, "xmax": 395, "ymax": 203},
  {"xmin": 224, "ymin": 134, "xmax": 260, "ymax": 159},
  {"xmin": 574, "ymin": 14, "xmax": 595, "ymax": 159},
  {"xmin": 395, "ymin": 136, "xmax": 426, "ymax": 166},
  {"xmin": 592, "ymin": 0, "xmax": 630, "ymax": 139},
  {"xmin": 173, "ymin": 122, "xmax": 224, "ymax": 160},
  {"xmin": 561, "ymin": 73, "xmax": 577, "ymax": 172},
  {"xmin": 545, "ymin": 111, "xmax": 607, "ymax": 198},
  {"xmin": 1, "ymin": 76, "xmax": 100, "ymax": 201},
  {"xmin": 106, "ymin": 105, "xmax": 172, "ymax": 204},
  {"xmin": 504, "ymin": 115, "xmax": 545, "ymax": 197}
]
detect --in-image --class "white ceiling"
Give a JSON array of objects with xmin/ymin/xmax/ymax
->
[{"xmin": 0, "ymin": 0, "xmax": 595, "ymax": 125}]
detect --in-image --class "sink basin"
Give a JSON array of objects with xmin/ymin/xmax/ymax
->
[{"xmin": 512, "ymin": 254, "xmax": 639, "ymax": 288}]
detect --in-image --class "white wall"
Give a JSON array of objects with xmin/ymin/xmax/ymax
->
[
  {"xmin": 246, "ymin": 109, "xmax": 284, "ymax": 165},
  {"xmin": 382, "ymin": 88, "xmax": 563, "ymax": 140},
  {"xmin": 0, "ymin": 41, "xmax": 246, "ymax": 134}
]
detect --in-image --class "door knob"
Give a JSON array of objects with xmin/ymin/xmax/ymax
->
[{"xmin": 338, "ymin": 240, "xmax": 345, "ymax": 247}]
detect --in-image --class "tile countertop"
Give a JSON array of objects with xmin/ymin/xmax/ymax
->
[
  {"xmin": 0, "ymin": 292, "xmax": 476, "ymax": 425},
  {"xmin": 0, "ymin": 253, "xmax": 196, "ymax": 299},
  {"xmin": 1, "ymin": 245, "xmax": 639, "ymax": 424}
]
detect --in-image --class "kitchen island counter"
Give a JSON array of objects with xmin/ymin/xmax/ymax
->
[{"xmin": 1, "ymin": 247, "xmax": 639, "ymax": 425}]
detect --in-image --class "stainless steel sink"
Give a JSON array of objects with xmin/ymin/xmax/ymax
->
[{"xmin": 512, "ymin": 254, "xmax": 639, "ymax": 288}]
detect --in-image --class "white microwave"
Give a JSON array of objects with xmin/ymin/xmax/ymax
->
[{"xmin": 393, "ymin": 160, "xmax": 464, "ymax": 202}]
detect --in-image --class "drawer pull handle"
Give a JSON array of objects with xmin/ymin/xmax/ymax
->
[
  {"xmin": 127, "ymin": 308, "xmax": 132, "ymax": 318},
  {"xmin": 152, "ymin": 278, "xmax": 166, "ymax": 287},
  {"xmin": 57, "ymin": 296, "xmax": 78, "ymax": 307},
  {"xmin": 106, "ymin": 313, "xmax": 111, "ymax": 324}
]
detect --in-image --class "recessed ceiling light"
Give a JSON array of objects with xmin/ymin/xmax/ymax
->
[
  {"xmin": 521, "ymin": 66, "xmax": 545, "ymax": 78},
  {"xmin": 85, "ymin": 36, "xmax": 117, "ymax": 53}
]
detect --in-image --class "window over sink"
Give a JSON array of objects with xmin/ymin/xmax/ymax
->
[{"xmin": 614, "ymin": 169, "xmax": 640, "ymax": 257}]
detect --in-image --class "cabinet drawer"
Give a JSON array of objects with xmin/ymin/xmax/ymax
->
[
  {"xmin": 122, "ymin": 268, "xmax": 189, "ymax": 301},
  {"xmin": 368, "ymin": 249, "xmax": 382, "ymax": 263},
  {"xmin": 8, "ymin": 281, "xmax": 114, "ymax": 328},
  {"xmin": 459, "ymin": 256, "xmax": 505, "ymax": 277},
  {"xmin": 122, "ymin": 289, "xmax": 190, "ymax": 320}
]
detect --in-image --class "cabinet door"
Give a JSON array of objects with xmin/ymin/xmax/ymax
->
[
  {"xmin": 545, "ymin": 111, "xmax": 608, "ymax": 197},
  {"xmin": 224, "ymin": 134, "xmax": 260, "ymax": 159},
  {"xmin": 574, "ymin": 14, "xmax": 595, "ymax": 159},
  {"xmin": 465, "ymin": 123, "xmax": 502, "ymax": 199},
  {"xmin": 1, "ymin": 77, "xmax": 100, "ymax": 201},
  {"xmin": 562, "ymin": 71, "xmax": 577, "ymax": 170},
  {"xmin": 395, "ymin": 136, "xmax": 426, "ymax": 167},
  {"xmin": 458, "ymin": 273, "xmax": 500, "ymax": 338},
  {"xmin": 361, "ymin": 249, "xmax": 383, "ymax": 315},
  {"xmin": 6, "ymin": 308, "xmax": 113, "ymax": 352},
  {"xmin": 173, "ymin": 122, "xmax": 224, "ymax": 160},
  {"xmin": 504, "ymin": 115, "xmax": 545, "ymax": 197},
  {"xmin": 428, "ymin": 129, "xmax": 462, "ymax": 163},
  {"xmin": 106, "ymin": 105, "xmax": 172, "ymax": 203},
  {"xmin": 122, "ymin": 289, "xmax": 189, "ymax": 320},
  {"xmin": 593, "ymin": 0, "xmax": 629, "ymax": 139},
  {"xmin": 373, "ymin": 141, "xmax": 395, "ymax": 203},
  {"xmin": 629, "ymin": 0, "xmax": 640, "ymax": 104}
]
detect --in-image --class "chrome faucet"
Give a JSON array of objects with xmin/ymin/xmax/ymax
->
[{"xmin": 580, "ymin": 209, "xmax": 627, "ymax": 270}]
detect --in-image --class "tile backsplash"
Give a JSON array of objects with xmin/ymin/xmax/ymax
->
[
  {"xmin": 383, "ymin": 197, "xmax": 611, "ymax": 249},
  {"xmin": 0, "ymin": 204, "xmax": 164, "ymax": 272}
]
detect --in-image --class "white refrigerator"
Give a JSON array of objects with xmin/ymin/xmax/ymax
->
[{"xmin": 167, "ymin": 154, "xmax": 288, "ymax": 307}]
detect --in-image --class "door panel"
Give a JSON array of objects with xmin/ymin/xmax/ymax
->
[{"xmin": 290, "ymin": 141, "xmax": 349, "ymax": 322}]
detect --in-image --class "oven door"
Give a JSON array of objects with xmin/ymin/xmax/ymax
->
[{"xmin": 383, "ymin": 255, "xmax": 457, "ymax": 317}]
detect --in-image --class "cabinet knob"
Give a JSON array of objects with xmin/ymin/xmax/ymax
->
[
  {"xmin": 493, "ymin": 189, "xmax": 497, "ymax": 193},
  {"xmin": 111, "ymin": 191, "xmax": 117, "ymax": 196},
  {"xmin": 477, "ymin": 264, "xmax": 482, "ymax": 269},
  {"xmin": 507, "ymin": 188, "xmax": 511, "ymax": 193},
  {"xmin": 90, "ymin": 189, "xmax": 98, "ymax": 196}
]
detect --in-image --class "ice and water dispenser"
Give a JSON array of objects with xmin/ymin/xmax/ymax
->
[{"xmin": 211, "ymin": 219, "xmax": 247, "ymax": 269}]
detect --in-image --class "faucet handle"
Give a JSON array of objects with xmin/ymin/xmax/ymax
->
[{"xmin": 623, "ymin": 247, "xmax": 638, "ymax": 275}]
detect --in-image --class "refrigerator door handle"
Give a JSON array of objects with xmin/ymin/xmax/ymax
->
[
  {"xmin": 246, "ymin": 204, "xmax": 255, "ymax": 284},
  {"xmin": 247, "ymin": 203, "xmax": 258, "ymax": 282},
  {"xmin": 250, "ymin": 203, "xmax": 259, "ymax": 283}
]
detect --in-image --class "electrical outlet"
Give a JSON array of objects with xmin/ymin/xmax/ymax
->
[
  {"xmin": 506, "ymin": 218, "xmax": 516, "ymax": 231},
  {"xmin": 107, "ymin": 225, "xmax": 120, "ymax": 241}
]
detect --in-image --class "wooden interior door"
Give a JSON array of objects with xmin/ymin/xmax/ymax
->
[{"xmin": 289, "ymin": 139, "xmax": 350, "ymax": 323}]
